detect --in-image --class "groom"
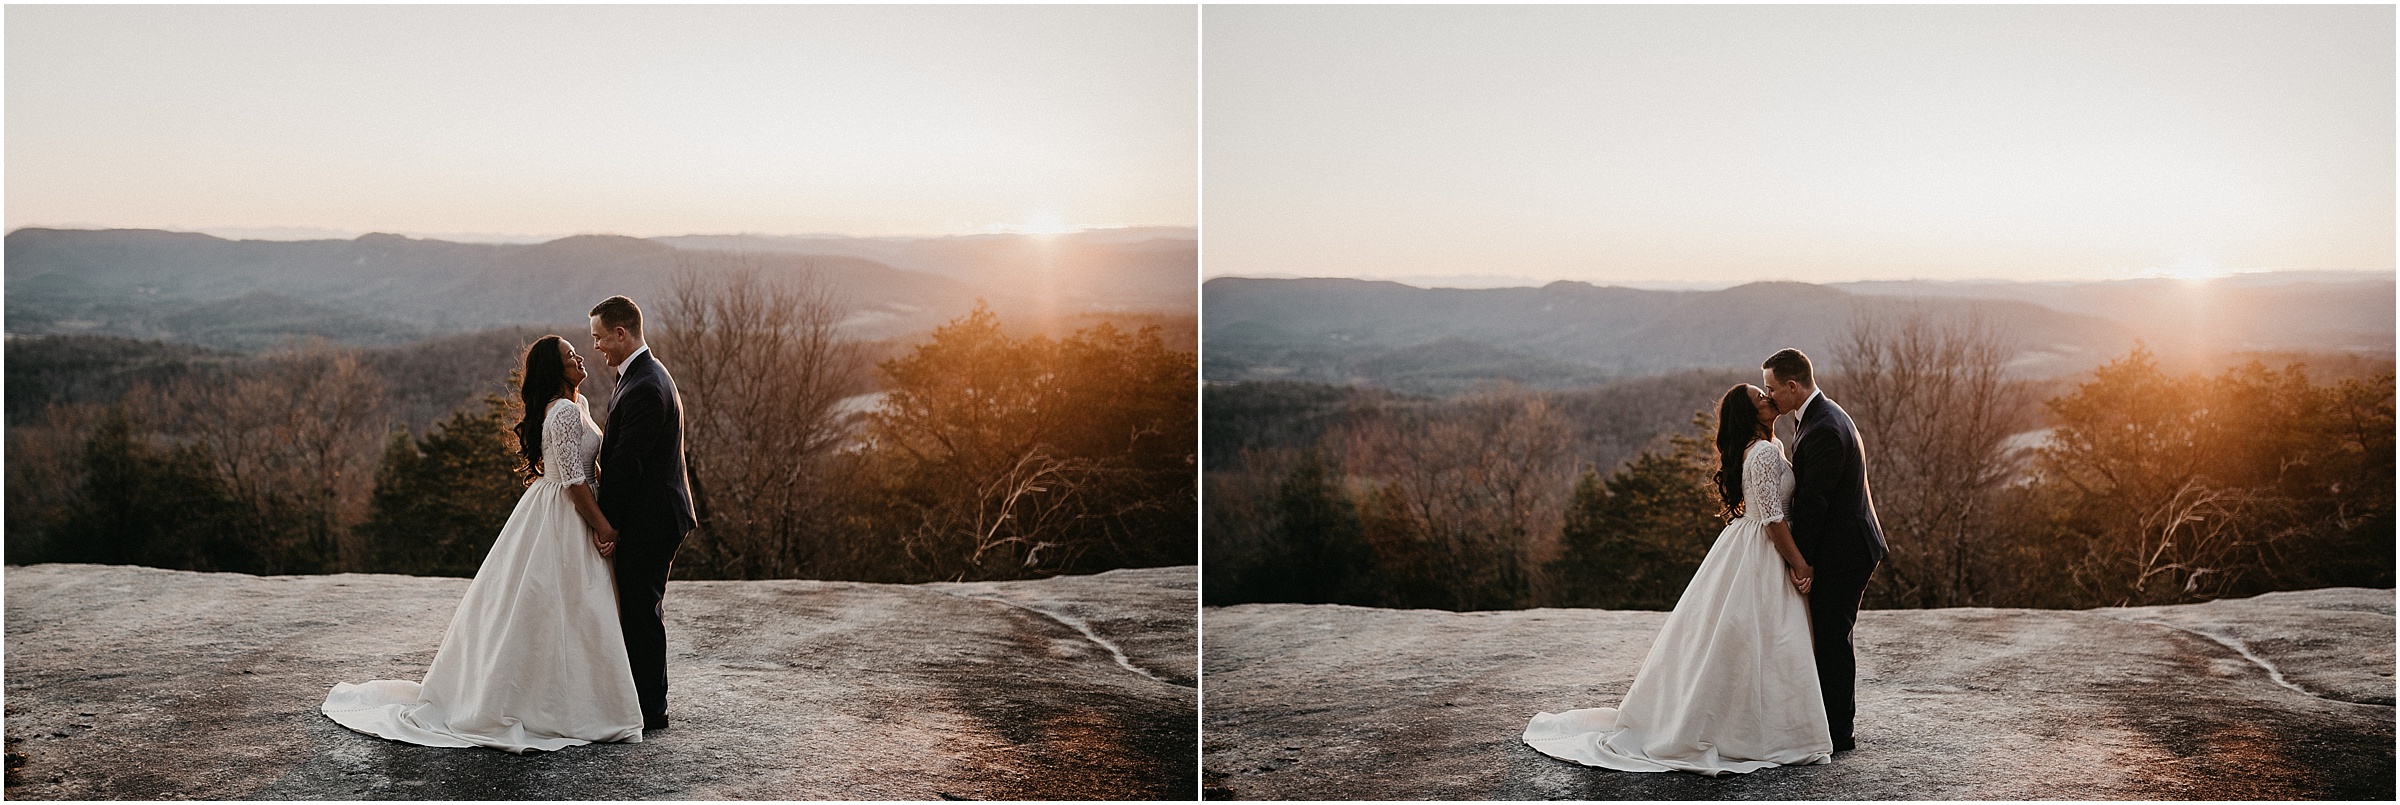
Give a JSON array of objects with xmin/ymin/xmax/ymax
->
[
  {"xmin": 589, "ymin": 295, "xmax": 696, "ymax": 731},
  {"xmin": 1761, "ymin": 347, "xmax": 1886, "ymax": 753}
]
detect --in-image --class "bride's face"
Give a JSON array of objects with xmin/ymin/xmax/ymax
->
[
  {"xmin": 1748, "ymin": 385, "xmax": 1778, "ymax": 430},
  {"xmin": 561, "ymin": 343, "xmax": 588, "ymax": 390}
]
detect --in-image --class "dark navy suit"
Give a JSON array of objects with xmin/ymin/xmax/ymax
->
[
  {"xmin": 1787, "ymin": 392, "xmax": 1887, "ymax": 743},
  {"xmin": 598, "ymin": 348, "xmax": 696, "ymax": 721}
]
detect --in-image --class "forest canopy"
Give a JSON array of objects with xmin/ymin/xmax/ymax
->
[
  {"xmin": 7, "ymin": 283, "xmax": 1197, "ymax": 583},
  {"xmin": 1204, "ymin": 324, "xmax": 2393, "ymax": 611}
]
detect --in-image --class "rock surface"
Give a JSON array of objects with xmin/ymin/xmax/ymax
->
[
  {"xmin": 5, "ymin": 563, "xmax": 1197, "ymax": 800},
  {"xmin": 1203, "ymin": 588, "xmax": 2394, "ymax": 800}
]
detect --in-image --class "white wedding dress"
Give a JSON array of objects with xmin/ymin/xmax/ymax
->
[
  {"xmin": 1523, "ymin": 438, "xmax": 1832, "ymax": 776},
  {"xmin": 323, "ymin": 396, "xmax": 644, "ymax": 753}
]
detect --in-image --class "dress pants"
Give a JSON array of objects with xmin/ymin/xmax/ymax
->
[
  {"xmin": 613, "ymin": 532, "xmax": 682, "ymax": 720},
  {"xmin": 1807, "ymin": 561, "xmax": 1877, "ymax": 742}
]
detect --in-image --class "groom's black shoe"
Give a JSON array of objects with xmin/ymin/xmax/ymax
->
[
  {"xmin": 1832, "ymin": 736, "xmax": 1856, "ymax": 752},
  {"xmin": 644, "ymin": 714, "xmax": 669, "ymax": 731}
]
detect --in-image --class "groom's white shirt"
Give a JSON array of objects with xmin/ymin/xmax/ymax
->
[
  {"xmin": 598, "ymin": 345, "xmax": 650, "ymax": 490},
  {"xmin": 1785, "ymin": 389, "xmax": 1824, "ymax": 461},
  {"xmin": 615, "ymin": 345, "xmax": 651, "ymax": 379}
]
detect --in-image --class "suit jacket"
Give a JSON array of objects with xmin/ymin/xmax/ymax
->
[
  {"xmin": 598, "ymin": 349, "xmax": 697, "ymax": 542},
  {"xmin": 1789, "ymin": 393, "xmax": 1889, "ymax": 571}
]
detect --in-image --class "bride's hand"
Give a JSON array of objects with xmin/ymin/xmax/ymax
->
[
  {"xmin": 594, "ymin": 525, "xmax": 619, "ymax": 558},
  {"xmin": 1789, "ymin": 563, "xmax": 1814, "ymax": 595}
]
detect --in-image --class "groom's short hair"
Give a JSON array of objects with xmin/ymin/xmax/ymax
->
[
  {"xmin": 1762, "ymin": 348, "xmax": 1813, "ymax": 388},
  {"xmin": 590, "ymin": 296, "xmax": 643, "ymax": 337}
]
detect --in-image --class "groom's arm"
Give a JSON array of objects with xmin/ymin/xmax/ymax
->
[
  {"xmin": 608, "ymin": 380, "xmax": 668, "ymax": 486},
  {"xmin": 1788, "ymin": 425, "xmax": 1840, "ymax": 535}
]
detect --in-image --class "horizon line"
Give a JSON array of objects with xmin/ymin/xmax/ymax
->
[{"xmin": 1201, "ymin": 268, "xmax": 2397, "ymax": 291}]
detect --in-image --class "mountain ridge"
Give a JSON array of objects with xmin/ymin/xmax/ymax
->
[
  {"xmin": 1202, "ymin": 274, "xmax": 2392, "ymax": 393},
  {"xmin": 6, "ymin": 227, "xmax": 1195, "ymax": 350}
]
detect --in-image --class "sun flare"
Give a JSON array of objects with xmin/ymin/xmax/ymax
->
[{"xmin": 1013, "ymin": 211, "xmax": 1073, "ymax": 235}]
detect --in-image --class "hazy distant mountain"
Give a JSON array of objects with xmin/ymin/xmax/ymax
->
[
  {"xmin": 6, "ymin": 227, "xmax": 1194, "ymax": 350},
  {"xmin": 1203, "ymin": 274, "xmax": 2393, "ymax": 394},
  {"xmin": 181, "ymin": 226, "xmax": 560, "ymax": 244},
  {"xmin": 1829, "ymin": 273, "xmax": 2395, "ymax": 356},
  {"xmin": 653, "ymin": 227, "xmax": 1196, "ymax": 312}
]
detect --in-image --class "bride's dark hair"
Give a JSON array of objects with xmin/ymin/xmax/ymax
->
[
  {"xmin": 513, "ymin": 335, "xmax": 570, "ymax": 480},
  {"xmin": 1712, "ymin": 384, "xmax": 1769, "ymax": 519}
]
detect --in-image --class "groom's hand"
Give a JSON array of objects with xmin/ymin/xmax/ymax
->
[
  {"xmin": 1789, "ymin": 564, "xmax": 1814, "ymax": 595},
  {"xmin": 594, "ymin": 526, "xmax": 619, "ymax": 558}
]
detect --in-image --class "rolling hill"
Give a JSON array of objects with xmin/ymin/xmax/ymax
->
[
  {"xmin": 1202, "ymin": 274, "xmax": 2393, "ymax": 392},
  {"xmin": 5, "ymin": 227, "xmax": 1196, "ymax": 351},
  {"xmin": 1831, "ymin": 273, "xmax": 2395, "ymax": 356},
  {"xmin": 655, "ymin": 227, "xmax": 1196, "ymax": 313}
]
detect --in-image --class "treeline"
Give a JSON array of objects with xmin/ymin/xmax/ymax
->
[
  {"xmin": 7, "ymin": 263, "xmax": 1197, "ymax": 582},
  {"xmin": 654, "ymin": 256, "xmax": 1196, "ymax": 582},
  {"xmin": 1202, "ymin": 369, "xmax": 1752, "ymax": 609},
  {"xmin": 7, "ymin": 327, "xmax": 564, "ymax": 433},
  {"xmin": 1204, "ymin": 314, "xmax": 2393, "ymax": 611},
  {"xmin": 8, "ymin": 346, "xmax": 391, "ymax": 574}
]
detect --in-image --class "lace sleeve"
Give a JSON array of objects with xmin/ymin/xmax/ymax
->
[
  {"xmin": 543, "ymin": 398, "xmax": 591, "ymax": 486},
  {"xmin": 1744, "ymin": 440, "xmax": 1788, "ymax": 524}
]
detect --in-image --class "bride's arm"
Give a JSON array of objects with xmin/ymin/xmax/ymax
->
[
  {"xmin": 1764, "ymin": 521, "xmax": 1812, "ymax": 595},
  {"xmin": 544, "ymin": 397, "xmax": 618, "ymax": 557},
  {"xmin": 565, "ymin": 483, "xmax": 618, "ymax": 558},
  {"xmin": 1746, "ymin": 442, "xmax": 1812, "ymax": 594}
]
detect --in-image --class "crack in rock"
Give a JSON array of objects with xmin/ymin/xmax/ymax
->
[
  {"xmin": 2114, "ymin": 616, "xmax": 2389, "ymax": 707},
  {"xmin": 934, "ymin": 590, "xmax": 1177, "ymax": 687}
]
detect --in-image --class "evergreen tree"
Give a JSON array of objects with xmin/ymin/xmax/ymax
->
[
  {"xmin": 863, "ymin": 304, "xmax": 1198, "ymax": 581},
  {"xmin": 2032, "ymin": 349, "xmax": 2397, "ymax": 605},
  {"xmin": 53, "ymin": 406, "xmax": 255, "ymax": 572},
  {"xmin": 358, "ymin": 394, "xmax": 523, "ymax": 576},
  {"xmin": 2310, "ymin": 373, "xmax": 2395, "ymax": 588},
  {"xmin": 1271, "ymin": 450, "xmax": 1366, "ymax": 604},
  {"xmin": 1549, "ymin": 430, "xmax": 1721, "ymax": 610}
]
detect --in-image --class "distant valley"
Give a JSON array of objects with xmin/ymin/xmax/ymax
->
[
  {"xmin": 5, "ymin": 227, "xmax": 1195, "ymax": 352},
  {"xmin": 656, "ymin": 227, "xmax": 1195, "ymax": 314},
  {"xmin": 1203, "ymin": 273, "xmax": 2394, "ymax": 394}
]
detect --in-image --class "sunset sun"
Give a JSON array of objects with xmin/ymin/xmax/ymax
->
[{"xmin": 1015, "ymin": 211, "xmax": 1073, "ymax": 235}]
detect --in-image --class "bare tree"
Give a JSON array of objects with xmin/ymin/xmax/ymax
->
[
  {"xmin": 147, "ymin": 341, "xmax": 391, "ymax": 573},
  {"xmin": 4, "ymin": 402, "xmax": 108, "ymax": 559},
  {"xmin": 1836, "ymin": 306, "xmax": 2035, "ymax": 608},
  {"xmin": 653, "ymin": 252, "xmax": 869, "ymax": 579},
  {"xmin": 1347, "ymin": 385, "xmax": 1573, "ymax": 610}
]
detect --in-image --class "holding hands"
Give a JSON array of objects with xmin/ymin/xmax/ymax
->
[{"xmin": 1788, "ymin": 562, "xmax": 1813, "ymax": 595}]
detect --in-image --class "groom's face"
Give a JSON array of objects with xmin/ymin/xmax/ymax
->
[
  {"xmin": 1762, "ymin": 368, "xmax": 1804, "ymax": 416},
  {"xmin": 590, "ymin": 315, "xmax": 632, "ymax": 368}
]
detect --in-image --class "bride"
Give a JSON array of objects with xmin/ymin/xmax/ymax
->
[
  {"xmin": 322, "ymin": 335, "xmax": 644, "ymax": 753},
  {"xmin": 1522, "ymin": 384, "xmax": 1832, "ymax": 775}
]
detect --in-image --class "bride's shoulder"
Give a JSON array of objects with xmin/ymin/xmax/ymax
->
[
  {"xmin": 546, "ymin": 396, "xmax": 584, "ymax": 415},
  {"xmin": 1746, "ymin": 438, "xmax": 1786, "ymax": 461}
]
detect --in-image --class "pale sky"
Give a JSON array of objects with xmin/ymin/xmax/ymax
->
[
  {"xmin": 1205, "ymin": 5, "xmax": 2395, "ymax": 285},
  {"xmin": 8, "ymin": 5, "xmax": 1196, "ymax": 239}
]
